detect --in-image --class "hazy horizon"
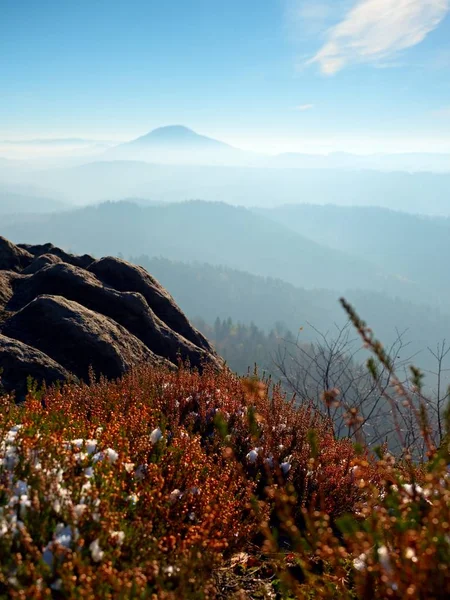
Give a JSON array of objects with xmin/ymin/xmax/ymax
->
[{"xmin": 4, "ymin": 126, "xmax": 450, "ymax": 159}]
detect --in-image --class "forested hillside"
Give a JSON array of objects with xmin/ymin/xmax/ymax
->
[
  {"xmin": 193, "ymin": 317, "xmax": 296, "ymax": 379},
  {"xmin": 3, "ymin": 199, "xmax": 449, "ymax": 372},
  {"xmin": 1, "ymin": 200, "xmax": 415, "ymax": 295},
  {"xmin": 259, "ymin": 203, "xmax": 450, "ymax": 307},
  {"xmin": 134, "ymin": 256, "xmax": 448, "ymax": 372}
]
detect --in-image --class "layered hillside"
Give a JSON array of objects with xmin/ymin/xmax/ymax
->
[
  {"xmin": 1, "ymin": 200, "xmax": 415, "ymax": 296},
  {"xmin": 258, "ymin": 203, "xmax": 450, "ymax": 300},
  {"xmin": 0, "ymin": 237, "xmax": 220, "ymax": 398}
]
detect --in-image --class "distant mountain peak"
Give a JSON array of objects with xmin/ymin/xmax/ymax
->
[
  {"xmin": 103, "ymin": 125, "xmax": 251, "ymax": 166},
  {"xmin": 147, "ymin": 125, "xmax": 198, "ymax": 138},
  {"xmin": 127, "ymin": 125, "xmax": 232, "ymax": 149}
]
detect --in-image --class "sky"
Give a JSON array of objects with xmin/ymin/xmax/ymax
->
[{"xmin": 1, "ymin": 0, "xmax": 450, "ymax": 154}]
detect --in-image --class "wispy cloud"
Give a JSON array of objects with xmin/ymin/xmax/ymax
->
[
  {"xmin": 293, "ymin": 1, "xmax": 334, "ymax": 33},
  {"xmin": 308, "ymin": 0, "xmax": 450, "ymax": 75},
  {"xmin": 294, "ymin": 104, "xmax": 315, "ymax": 111},
  {"xmin": 284, "ymin": 1, "xmax": 352, "ymax": 39}
]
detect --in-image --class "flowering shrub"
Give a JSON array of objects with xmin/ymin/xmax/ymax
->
[
  {"xmin": 0, "ymin": 360, "xmax": 449, "ymax": 597},
  {"xmin": 0, "ymin": 367, "xmax": 259, "ymax": 598}
]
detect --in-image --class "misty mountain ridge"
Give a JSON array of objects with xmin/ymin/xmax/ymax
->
[
  {"xmin": 270, "ymin": 150, "xmax": 450, "ymax": 172},
  {"xmin": 7, "ymin": 157, "xmax": 450, "ymax": 214},
  {"xmin": 258, "ymin": 203, "xmax": 450, "ymax": 295},
  {"xmin": 4, "ymin": 196, "xmax": 450, "ymax": 311},
  {"xmin": 2, "ymin": 194, "xmax": 450, "ymax": 376},
  {"xmin": 0, "ymin": 198, "xmax": 427, "ymax": 299},
  {"xmin": 0, "ymin": 184, "xmax": 68, "ymax": 215}
]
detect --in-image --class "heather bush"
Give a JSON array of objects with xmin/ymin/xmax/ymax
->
[
  {"xmin": 0, "ymin": 343, "xmax": 448, "ymax": 598},
  {"xmin": 0, "ymin": 367, "xmax": 258, "ymax": 598}
]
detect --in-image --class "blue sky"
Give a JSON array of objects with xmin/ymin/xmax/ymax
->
[{"xmin": 1, "ymin": 0, "xmax": 450, "ymax": 153}]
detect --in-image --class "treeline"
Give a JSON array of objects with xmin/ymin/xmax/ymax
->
[{"xmin": 193, "ymin": 316, "xmax": 297, "ymax": 379}]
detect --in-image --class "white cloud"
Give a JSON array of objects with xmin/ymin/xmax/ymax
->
[
  {"xmin": 294, "ymin": 104, "xmax": 315, "ymax": 111},
  {"xmin": 308, "ymin": 0, "xmax": 450, "ymax": 75}
]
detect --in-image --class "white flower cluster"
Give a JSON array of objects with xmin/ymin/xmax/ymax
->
[
  {"xmin": 0, "ymin": 425, "xmax": 27, "ymax": 538},
  {"xmin": 390, "ymin": 482, "xmax": 432, "ymax": 506},
  {"xmin": 246, "ymin": 448, "xmax": 259, "ymax": 464},
  {"xmin": 0, "ymin": 426, "xmax": 125, "ymax": 570},
  {"xmin": 0, "ymin": 424, "xmax": 22, "ymax": 470},
  {"xmin": 353, "ymin": 544, "xmax": 403, "ymax": 591},
  {"xmin": 168, "ymin": 486, "xmax": 200, "ymax": 505},
  {"xmin": 245, "ymin": 446, "xmax": 292, "ymax": 474},
  {"xmin": 43, "ymin": 524, "xmax": 79, "ymax": 567},
  {"xmin": 150, "ymin": 428, "xmax": 163, "ymax": 445},
  {"xmin": 353, "ymin": 544, "xmax": 391, "ymax": 573}
]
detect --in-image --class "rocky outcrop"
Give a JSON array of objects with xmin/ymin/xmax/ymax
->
[
  {"xmin": 18, "ymin": 242, "xmax": 94, "ymax": 269},
  {"xmin": 0, "ymin": 271, "xmax": 19, "ymax": 324},
  {"xmin": 0, "ymin": 237, "xmax": 33, "ymax": 272},
  {"xmin": 8, "ymin": 262, "xmax": 213, "ymax": 368},
  {"xmin": 0, "ymin": 238, "xmax": 221, "ymax": 398},
  {"xmin": 88, "ymin": 257, "xmax": 213, "ymax": 352},
  {"xmin": 0, "ymin": 334, "xmax": 73, "ymax": 400},
  {"xmin": 22, "ymin": 253, "xmax": 62, "ymax": 274},
  {"xmin": 0, "ymin": 271, "xmax": 15, "ymax": 309},
  {"xmin": 3, "ymin": 295, "xmax": 169, "ymax": 382}
]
